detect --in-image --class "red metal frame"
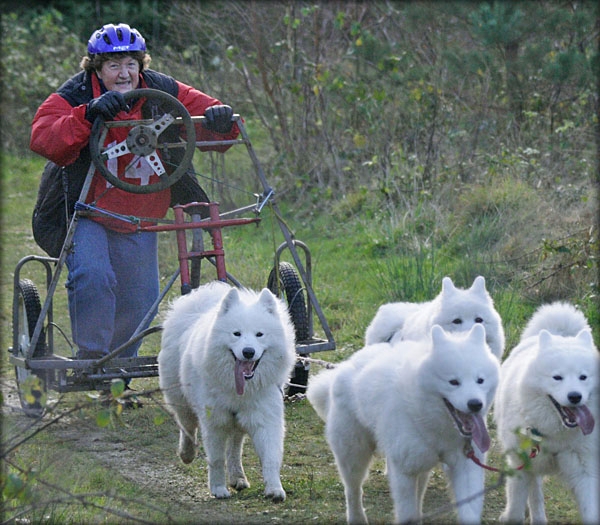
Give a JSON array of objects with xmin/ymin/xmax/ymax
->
[{"xmin": 140, "ymin": 202, "xmax": 260, "ymax": 286}]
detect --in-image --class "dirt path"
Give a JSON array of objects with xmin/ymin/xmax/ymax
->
[
  {"xmin": 2, "ymin": 377, "xmax": 321, "ymax": 524},
  {"xmin": 1, "ymin": 378, "xmax": 224, "ymax": 522}
]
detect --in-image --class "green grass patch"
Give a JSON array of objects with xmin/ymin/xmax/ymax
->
[{"xmin": 1, "ymin": 148, "xmax": 595, "ymax": 523}]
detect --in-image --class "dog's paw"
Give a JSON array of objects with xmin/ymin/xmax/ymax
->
[
  {"xmin": 230, "ymin": 477, "xmax": 250, "ymax": 491},
  {"xmin": 211, "ymin": 485, "xmax": 231, "ymax": 499},
  {"xmin": 178, "ymin": 447, "xmax": 196, "ymax": 464},
  {"xmin": 178, "ymin": 435, "xmax": 196, "ymax": 464},
  {"xmin": 265, "ymin": 486, "xmax": 286, "ymax": 503}
]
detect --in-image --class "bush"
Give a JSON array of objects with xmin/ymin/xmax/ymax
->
[{"xmin": 1, "ymin": 10, "xmax": 83, "ymax": 151}]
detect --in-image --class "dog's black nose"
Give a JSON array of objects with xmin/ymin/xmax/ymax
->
[
  {"xmin": 467, "ymin": 399, "xmax": 483, "ymax": 413},
  {"xmin": 242, "ymin": 347, "xmax": 255, "ymax": 359},
  {"xmin": 567, "ymin": 391, "xmax": 582, "ymax": 404}
]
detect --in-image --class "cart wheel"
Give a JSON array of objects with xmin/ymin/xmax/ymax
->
[
  {"xmin": 13, "ymin": 279, "xmax": 48, "ymax": 417},
  {"xmin": 287, "ymin": 361, "xmax": 310, "ymax": 397},
  {"xmin": 267, "ymin": 262, "xmax": 310, "ymax": 395},
  {"xmin": 89, "ymin": 88, "xmax": 196, "ymax": 194},
  {"xmin": 190, "ymin": 259, "xmax": 201, "ymax": 289},
  {"xmin": 267, "ymin": 262, "xmax": 310, "ymax": 341}
]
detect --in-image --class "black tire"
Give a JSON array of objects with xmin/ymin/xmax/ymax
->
[
  {"xmin": 288, "ymin": 361, "xmax": 310, "ymax": 396},
  {"xmin": 190, "ymin": 258, "xmax": 201, "ymax": 289},
  {"xmin": 267, "ymin": 262, "xmax": 310, "ymax": 342},
  {"xmin": 267, "ymin": 262, "xmax": 311, "ymax": 395},
  {"xmin": 13, "ymin": 279, "xmax": 48, "ymax": 417},
  {"xmin": 189, "ymin": 223, "xmax": 206, "ymax": 290},
  {"xmin": 89, "ymin": 88, "xmax": 196, "ymax": 194}
]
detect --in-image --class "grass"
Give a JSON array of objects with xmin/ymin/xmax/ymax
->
[
  {"xmin": 1, "ymin": 391, "xmax": 583, "ymax": 524},
  {"xmin": 1, "ymin": 149, "xmax": 595, "ymax": 524}
]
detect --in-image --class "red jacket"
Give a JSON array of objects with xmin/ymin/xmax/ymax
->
[{"xmin": 30, "ymin": 71, "xmax": 239, "ymax": 232}]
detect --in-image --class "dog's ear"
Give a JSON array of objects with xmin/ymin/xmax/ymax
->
[
  {"xmin": 430, "ymin": 324, "xmax": 446, "ymax": 346},
  {"xmin": 219, "ymin": 287, "xmax": 240, "ymax": 314},
  {"xmin": 258, "ymin": 288, "xmax": 278, "ymax": 314},
  {"xmin": 441, "ymin": 276, "xmax": 457, "ymax": 296},
  {"xmin": 538, "ymin": 329, "xmax": 554, "ymax": 348},
  {"xmin": 468, "ymin": 322, "xmax": 486, "ymax": 345},
  {"xmin": 470, "ymin": 275, "xmax": 487, "ymax": 294},
  {"xmin": 575, "ymin": 328, "xmax": 594, "ymax": 347}
]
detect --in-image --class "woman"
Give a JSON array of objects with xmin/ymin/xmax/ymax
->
[{"xmin": 30, "ymin": 23, "xmax": 239, "ymax": 360}]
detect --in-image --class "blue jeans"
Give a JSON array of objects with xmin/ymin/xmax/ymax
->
[{"xmin": 66, "ymin": 218, "xmax": 159, "ymax": 359}]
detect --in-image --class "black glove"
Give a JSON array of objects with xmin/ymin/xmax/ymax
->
[
  {"xmin": 85, "ymin": 91, "xmax": 129, "ymax": 123},
  {"xmin": 203, "ymin": 105, "xmax": 234, "ymax": 134}
]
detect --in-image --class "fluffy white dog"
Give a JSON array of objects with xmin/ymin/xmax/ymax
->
[
  {"xmin": 307, "ymin": 323, "xmax": 500, "ymax": 524},
  {"xmin": 365, "ymin": 275, "xmax": 505, "ymax": 359},
  {"xmin": 158, "ymin": 281, "xmax": 296, "ymax": 501},
  {"xmin": 494, "ymin": 302, "xmax": 599, "ymax": 524}
]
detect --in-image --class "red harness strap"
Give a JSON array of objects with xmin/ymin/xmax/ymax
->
[{"xmin": 464, "ymin": 442, "xmax": 540, "ymax": 472}]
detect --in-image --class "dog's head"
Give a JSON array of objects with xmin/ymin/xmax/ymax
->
[
  {"xmin": 425, "ymin": 323, "xmax": 500, "ymax": 452},
  {"xmin": 214, "ymin": 287, "xmax": 296, "ymax": 395},
  {"xmin": 432, "ymin": 275, "xmax": 505, "ymax": 359},
  {"xmin": 529, "ymin": 329, "xmax": 598, "ymax": 435}
]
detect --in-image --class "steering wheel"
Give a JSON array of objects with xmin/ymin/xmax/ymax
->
[{"xmin": 89, "ymin": 88, "xmax": 196, "ymax": 194}]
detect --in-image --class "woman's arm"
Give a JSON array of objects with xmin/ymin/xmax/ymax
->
[{"xmin": 30, "ymin": 93, "xmax": 92, "ymax": 166}]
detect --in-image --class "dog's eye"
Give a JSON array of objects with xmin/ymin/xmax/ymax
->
[
  {"xmin": 233, "ymin": 331, "xmax": 241, "ymax": 337},
  {"xmin": 477, "ymin": 378, "xmax": 484, "ymax": 384},
  {"xmin": 452, "ymin": 318, "xmax": 462, "ymax": 325},
  {"xmin": 552, "ymin": 375, "xmax": 563, "ymax": 381},
  {"xmin": 475, "ymin": 317, "xmax": 484, "ymax": 323},
  {"xmin": 449, "ymin": 379, "xmax": 460, "ymax": 386},
  {"xmin": 256, "ymin": 332, "xmax": 263, "ymax": 338},
  {"xmin": 579, "ymin": 374, "xmax": 587, "ymax": 381}
]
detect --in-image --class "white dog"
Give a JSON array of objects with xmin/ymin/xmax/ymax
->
[
  {"xmin": 307, "ymin": 323, "xmax": 500, "ymax": 524},
  {"xmin": 365, "ymin": 275, "xmax": 505, "ymax": 359},
  {"xmin": 158, "ymin": 281, "xmax": 296, "ymax": 501},
  {"xmin": 494, "ymin": 302, "xmax": 599, "ymax": 524}
]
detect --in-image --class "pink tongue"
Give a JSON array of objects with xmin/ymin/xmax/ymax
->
[
  {"xmin": 470, "ymin": 413, "xmax": 491, "ymax": 453},
  {"xmin": 234, "ymin": 360, "xmax": 254, "ymax": 396},
  {"xmin": 571, "ymin": 405, "xmax": 595, "ymax": 435},
  {"xmin": 234, "ymin": 360, "xmax": 245, "ymax": 395}
]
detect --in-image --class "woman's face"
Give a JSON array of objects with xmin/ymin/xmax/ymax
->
[{"xmin": 97, "ymin": 55, "xmax": 140, "ymax": 93}]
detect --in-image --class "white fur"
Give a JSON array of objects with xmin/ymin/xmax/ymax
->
[
  {"xmin": 158, "ymin": 281, "xmax": 296, "ymax": 501},
  {"xmin": 307, "ymin": 324, "xmax": 500, "ymax": 524},
  {"xmin": 365, "ymin": 275, "xmax": 505, "ymax": 359},
  {"xmin": 494, "ymin": 302, "xmax": 599, "ymax": 524}
]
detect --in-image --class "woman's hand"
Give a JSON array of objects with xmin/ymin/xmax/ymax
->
[
  {"xmin": 202, "ymin": 105, "xmax": 234, "ymax": 134},
  {"xmin": 85, "ymin": 91, "xmax": 129, "ymax": 123}
]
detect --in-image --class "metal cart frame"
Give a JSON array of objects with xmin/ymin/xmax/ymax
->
[{"xmin": 9, "ymin": 89, "xmax": 335, "ymax": 415}]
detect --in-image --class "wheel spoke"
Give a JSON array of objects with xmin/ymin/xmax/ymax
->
[
  {"xmin": 102, "ymin": 139, "xmax": 131, "ymax": 160},
  {"xmin": 144, "ymin": 152, "xmax": 167, "ymax": 176},
  {"xmin": 149, "ymin": 112, "xmax": 175, "ymax": 137}
]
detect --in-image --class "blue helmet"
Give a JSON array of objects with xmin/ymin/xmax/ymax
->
[{"xmin": 88, "ymin": 23, "xmax": 146, "ymax": 54}]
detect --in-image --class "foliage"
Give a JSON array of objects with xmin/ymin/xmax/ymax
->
[
  {"xmin": 3, "ymin": 2, "xmax": 597, "ymax": 200},
  {"xmin": 1, "ymin": 3, "xmax": 598, "ymax": 521},
  {"xmin": 1, "ymin": 10, "xmax": 80, "ymax": 150},
  {"xmin": 2, "ymin": 0, "xmax": 597, "ymax": 329},
  {"xmin": 179, "ymin": 1, "xmax": 598, "ymax": 198}
]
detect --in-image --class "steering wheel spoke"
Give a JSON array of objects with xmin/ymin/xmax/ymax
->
[
  {"xmin": 89, "ymin": 89, "xmax": 196, "ymax": 194},
  {"xmin": 145, "ymin": 152, "xmax": 167, "ymax": 177},
  {"xmin": 149, "ymin": 112, "xmax": 176, "ymax": 136},
  {"xmin": 102, "ymin": 139, "xmax": 131, "ymax": 160}
]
